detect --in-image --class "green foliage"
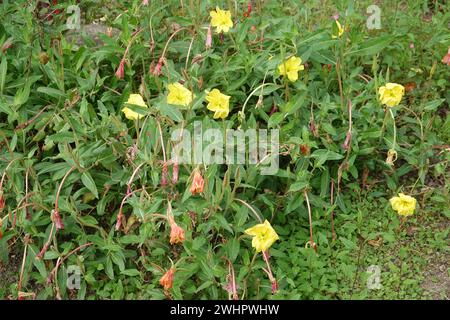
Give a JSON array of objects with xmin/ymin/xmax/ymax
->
[{"xmin": 0, "ymin": 0, "xmax": 448, "ymax": 300}]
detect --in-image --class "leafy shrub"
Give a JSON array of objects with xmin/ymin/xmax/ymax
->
[{"xmin": 0, "ymin": 0, "xmax": 448, "ymax": 299}]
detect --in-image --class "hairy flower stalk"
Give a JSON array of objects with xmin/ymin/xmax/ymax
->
[
  {"xmin": 116, "ymin": 29, "xmax": 143, "ymax": 80},
  {"xmin": 244, "ymin": 209, "xmax": 279, "ymax": 294},
  {"xmin": 304, "ymin": 190, "xmax": 317, "ymax": 252},
  {"xmin": 0, "ymin": 190, "xmax": 4, "ymax": 213},
  {"xmin": 224, "ymin": 259, "xmax": 239, "ymax": 300},
  {"xmin": 53, "ymin": 167, "xmax": 75, "ymax": 230}
]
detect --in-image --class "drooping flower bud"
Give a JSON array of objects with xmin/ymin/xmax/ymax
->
[
  {"xmin": 342, "ymin": 131, "xmax": 352, "ymax": 151},
  {"xmin": 115, "ymin": 58, "xmax": 125, "ymax": 80},
  {"xmin": 52, "ymin": 209, "xmax": 64, "ymax": 230},
  {"xmin": 115, "ymin": 211, "xmax": 124, "ymax": 231},
  {"xmin": 152, "ymin": 57, "xmax": 164, "ymax": 76},
  {"xmin": 172, "ymin": 162, "xmax": 179, "ymax": 184},
  {"xmin": 36, "ymin": 242, "xmax": 50, "ymax": 260},
  {"xmin": 205, "ymin": 25, "xmax": 212, "ymax": 49},
  {"xmin": 1, "ymin": 39, "xmax": 13, "ymax": 53},
  {"xmin": 271, "ymin": 279, "xmax": 278, "ymax": 294},
  {"xmin": 246, "ymin": 1, "xmax": 253, "ymax": 17},
  {"xmin": 309, "ymin": 115, "xmax": 319, "ymax": 138}
]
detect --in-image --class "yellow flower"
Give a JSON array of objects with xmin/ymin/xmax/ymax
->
[
  {"xmin": 379, "ymin": 83, "xmax": 405, "ymax": 107},
  {"xmin": 332, "ymin": 20, "xmax": 345, "ymax": 38},
  {"xmin": 210, "ymin": 7, "xmax": 233, "ymax": 33},
  {"xmin": 122, "ymin": 94, "xmax": 148, "ymax": 120},
  {"xmin": 277, "ymin": 56, "xmax": 305, "ymax": 82},
  {"xmin": 205, "ymin": 89, "xmax": 230, "ymax": 119},
  {"xmin": 389, "ymin": 193, "xmax": 417, "ymax": 216},
  {"xmin": 245, "ymin": 220, "xmax": 279, "ymax": 253},
  {"xmin": 167, "ymin": 82, "xmax": 194, "ymax": 107}
]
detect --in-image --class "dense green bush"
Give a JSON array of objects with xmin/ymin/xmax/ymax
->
[{"xmin": 0, "ymin": 0, "xmax": 448, "ymax": 299}]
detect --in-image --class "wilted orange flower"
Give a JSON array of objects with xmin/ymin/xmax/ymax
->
[
  {"xmin": 190, "ymin": 169, "xmax": 204, "ymax": 195},
  {"xmin": 404, "ymin": 82, "xmax": 416, "ymax": 93},
  {"xmin": 442, "ymin": 47, "xmax": 450, "ymax": 66},
  {"xmin": 159, "ymin": 268, "xmax": 175, "ymax": 291},
  {"xmin": 169, "ymin": 221, "xmax": 185, "ymax": 245}
]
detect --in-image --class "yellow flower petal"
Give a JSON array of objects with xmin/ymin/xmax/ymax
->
[
  {"xmin": 389, "ymin": 193, "xmax": 416, "ymax": 216},
  {"xmin": 332, "ymin": 20, "xmax": 345, "ymax": 38},
  {"xmin": 277, "ymin": 56, "xmax": 304, "ymax": 82},
  {"xmin": 122, "ymin": 93, "xmax": 148, "ymax": 120},
  {"xmin": 210, "ymin": 7, "xmax": 233, "ymax": 34},
  {"xmin": 379, "ymin": 83, "xmax": 405, "ymax": 107},
  {"xmin": 245, "ymin": 220, "xmax": 279, "ymax": 252},
  {"xmin": 206, "ymin": 89, "xmax": 230, "ymax": 119},
  {"xmin": 167, "ymin": 82, "xmax": 194, "ymax": 107}
]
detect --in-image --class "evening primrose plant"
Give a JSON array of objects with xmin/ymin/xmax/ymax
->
[{"xmin": 0, "ymin": 0, "xmax": 448, "ymax": 301}]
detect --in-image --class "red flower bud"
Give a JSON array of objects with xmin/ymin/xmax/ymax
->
[
  {"xmin": 205, "ymin": 25, "xmax": 212, "ymax": 49},
  {"xmin": 271, "ymin": 280, "xmax": 278, "ymax": 294},
  {"xmin": 115, "ymin": 212, "xmax": 123, "ymax": 231},
  {"xmin": 152, "ymin": 57, "xmax": 164, "ymax": 76},
  {"xmin": 115, "ymin": 59, "xmax": 125, "ymax": 80},
  {"xmin": 52, "ymin": 209, "xmax": 64, "ymax": 230},
  {"xmin": 172, "ymin": 162, "xmax": 179, "ymax": 184},
  {"xmin": 1, "ymin": 39, "xmax": 13, "ymax": 53},
  {"xmin": 342, "ymin": 131, "xmax": 352, "ymax": 151}
]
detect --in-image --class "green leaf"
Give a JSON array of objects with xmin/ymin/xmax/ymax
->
[
  {"xmin": 289, "ymin": 180, "xmax": 309, "ymax": 192},
  {"xmin": 37, "ymin": 86, "xmax": 66, "ymax": 99},
  {"xmin": 157, "ymin": 101, "xmax": 184, "ymax": 122},
  {"xmin": 78, "ymin": 215, "xmax": 99, "ymax": 226},
  {"xmin": 347, "ymin": 36, "xmax": 395, "ymax": 56},
  {"xmin": 121, "ymin": 269, "xmax": 141, "ymax": 276},
  {"xmin": 0, "ymin": 57, "xmax": 7, "ymax": 95},
  {"xmin": 423, "ymin": 98, "xmax": 445, "ymax": 111},
  {"xmin": 81, "ymin": 172, "xmax": 99, "ymax": 198}
]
